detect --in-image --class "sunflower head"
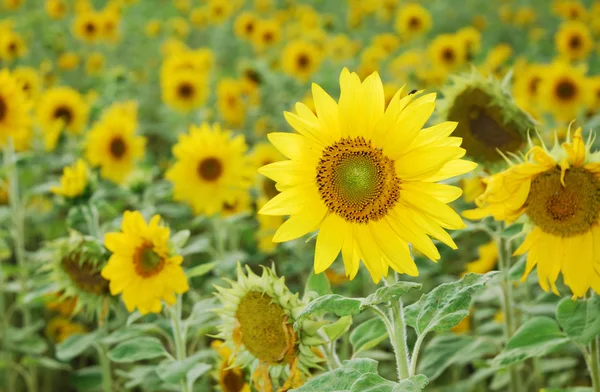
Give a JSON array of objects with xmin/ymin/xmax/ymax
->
[
  {"xmin": 44, "ymin": 232, "xmax": 111, "ymax": 319},
  {"xmin": 214, "ymin": 264, "xmax": 324, "ymax": 387},
  {"xmin": 51, "ymin": 159, "xmax": 92, "ymax": 201},
  {"xmin": 0, "ymin": 68, "xmax": 33, "ymax": 151},
  {"xmin": 439, "ymin": 70, "xmax": 535, "ymax": 163}
]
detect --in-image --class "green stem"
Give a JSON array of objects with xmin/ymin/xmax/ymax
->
[
  {"xmin": 495, "ymin": 225, "xmax": 522, "ymax": 392},
  {"xmin": 4, "ymin": 140, "xmax": 37, "ymax": 392},
  {"xmin": 590, "ymin": 336, "xmax": 600, "ymax": 392},
  {"xmin": 409, "ymin": 334, "xmax": 425, "ymax": 376},
  {"xmin": 96, "ymin": 344, "xmax": 112, "ymax": 392},
  {"xmin": 171, "ymin": 295, "xmax": 190, "ymax": 392},
  {"xmin": 390, "ymin": 301, "xmax": 411, "ymax": 380}
]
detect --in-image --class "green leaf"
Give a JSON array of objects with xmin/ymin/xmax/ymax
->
[
  {"xmin": 6, "ymin": 335, "xmax": 47, "ymax": 355},
  {"xmin": 350, "ymin": 318, "xmax": 388, "ymax": 356},
  {"xmin": 102, "ymin": 324, "xmax": 160, "ymax": 345},
  {"xmin": 171, "ymin": 230, "xmax": 191, "ymax": 249},
  {"xmin": 502, "ymin": 224, "xmax": 523, "ymax": 238},
  {"xmin": 361, "ymin": 282, "xmax": 422, "ymax": 309},
  {"xmin": 186, "ymin": 261, "xmax": 217, "ymax": 279},
  {"xmin": 305, "ymin": 272, "xmax": 332, "ymax": 298},
  {"xmin": 156, "ymin": 352, "xmax": 210, "ymax": 384},
  {"xmin": 323, "ymin": 315, "xmax": 353, "ymax": 342},
  {"xmin": 107, "ymin": 337, "xmax": 168, "ymax": 363},
  {"xmin": 291, "ymin": 359, "xmax": 378, "ymax": 392},
  {"xmin": 22, "ymin": 356, "xmax": 71, "ymax": 371},
  {"xmin": 342, "ymin": 358, "xmax": 379, "ymax": 374},
  {"xmin": 392, "ymin": 375, "xmax": 429, "ymax": 392},
  {"xmin": 418, "ymin": 335, "xmax": 497, "ymax": 381},
  {"xmin": 187, "ymin": 361, "xmax": 213, "ymax": 386},
  {"xmin": 181, "ymin": 237, "xmax": 210, "ymax": 256},
  {"xmin": 405, "ymin": 272, "xmax": 497, "ymax": 336},
  {"xmin": 350, "ymin": 373, "xmax": 395, "ymax": 392},
  {"xmin": 556, "ymin": 296, "xmax": 600, "ymax": 345},
  {"xmin": 56, "ymin": 332, "xmax": 100, "ymax": 361},
  {"xmin": 508, "ymin": 256, "xmax": 526, "ymax": 281},
  {"xmin": 541, "ymin": 389, "xmax": 593, "ymax": 392},
  {"xmin": 294, "ymin": 295, "xmax": 362, "ymax": 328},
  {"xmin": 494, "ymin": 317, "xmax": 570, "ymax": 367},
  {"xmin": 71, "ymin": 366, "xmax": 103, "ymax": 391}
]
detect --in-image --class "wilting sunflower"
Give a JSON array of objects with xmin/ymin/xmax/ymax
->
[
  {"xmin": 37, "ymin": 86, "xmax": 90, "ymax": 150},
  {"xmin": 162, "ymin": 70, "xmax": 209, "ymax": 113},
  {"xmin": 165, "ymin": 122, "xmax": 253, "ymax": 216},
  {"xmin": 281, "ymin": 40, "xmax": 322, "ymax": 82},
  {"xmin": 259, "ymin": 69, "xmax": 476, "ymax": 282},
  {"xmin": 538, "ymin": 61, "xmax": 590, "ymax": 122},
  {"xmin": 439, "ymin": 70, "xmax": 535, "ymax": 163},
  {"xmin": 102, "ymin": 211, "xmax": 189, "ymax": 315},
  {"xmin": 464, "ymin": 128, "xmax": 600, "ymax": 297},
  {"xmin": 86, "ymin": 101, "xmax": 145, "ymax": 184},
  {"xmin": 214, "ymin": 265, "xmax": 323, "ymax": 390},
  {"xmin": 428, "ymin": 34, "xmax": 466, "ymax": 73},
  {"xmin": 0, "ymin": 69, "xmax": 32, "ymax": 151},
  {"xmin": 43, "ymin": 232, "xmax": 111, "ymax": 317},
  {"xmin": 51, "ymin": 159, "xmax": 90, "ymax": 199},
  {"xmin": 555, "ymin": 21, "xmax": 593, "ymax": 61},
  {"xmin": 394, "ymin": 3, "xmax": 432, "ymax": 39},
  {"xmin": 211, "ymin": 340, "xmax": 251, "ymax": 392},
  {"xmin": 72, "ymin": 11, "xmax": 102, "ymax": 43}
]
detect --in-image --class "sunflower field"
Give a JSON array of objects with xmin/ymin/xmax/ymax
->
[{"xmin": 3, "ymin": 0, "xmax": 600, "ymax": 391}]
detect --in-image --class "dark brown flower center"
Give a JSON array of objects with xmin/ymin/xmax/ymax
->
[
  {"xmin": 7, "ymin": 42, "xmax": 17, "ymax": 54},
  {"xmin": 297, "ymin": 53, "xmax": 310, "ymax": 69},
  {"xmin": 527, "ymin": 167, "xmax": 600, "ymax": 237},
  {"xmin": 221, "ymin": 366, "xmax": 246, "ymax": 392},
  {"xmin": 263, "ymin": 31, "xmax": 274, "ymax": 43},
  {"xmin": 197, "ymin": 157, "xmax": 223, "ymax": 181},
  {"xmin": 53, "ymin": 106, "xmax": 73, "ymax": 125},
  {"xmin": 569, "ymin": 35, "xmax": 582, "ymax": 49},
  {"xmin": 0, "ymin": 97, "xmax": 6, "ymax": 121},
  {"xmin": 316, "ymin": 137, "xmax": 400, "ymax": 223},
  {"xmin": 442, "ymin": 48, "xmax": 455, "ymax": 63},
  {"xmin": 528, "ymin": 77, "xmax": 541, "ymax": 95},
  {"xmin": 408, "ymin": 16, "xmax": 421, "ymax": 29},
  {"xmin": 85, "ymin": 22, "xmax": 96, "ymax": 34},
  {"xmin": 555, "ymin": 79, "xmax": 577, "ymax": 100},
  {"xmin": 109, "ymin": 137, "xmax": 127, "ymax": 159},
  {"xmin": 177, "ymin": 82, "xmax": 194, "ymax": 99}
]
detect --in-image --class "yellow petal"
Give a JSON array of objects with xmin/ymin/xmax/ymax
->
[{"xmin": 314, "ymin": 214, "xmax": 345, "ymax": 273}]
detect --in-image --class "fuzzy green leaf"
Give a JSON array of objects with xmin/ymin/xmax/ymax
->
[
  {"xmin": 107, "ymin": 337, "xmax": 168, "ymax": 363},
  {"xmin": 305, "ymin": 272, "xmax": 332, "ymax": 298},
  {"xmin": 71, "ymin": 366, "xmax": 103, "ymax": 391},
  {"xmin": 294, "ymin": 295, "xmax": 362, "ymax": 328},
  {"xmin": 350, "ymin": 318, "xmax": 388, "ymax": 356},
  {"xmin": 102, "ymin": 324, "xmax": 160, "ymax": 345},
  {"xmin": 57, "ymin": 332, "xmax": 100, "ymax": 361},
  {"xmin": 171, "ymin": 230, "xmax": 191, "ymax": 249},
  {"xmin": 291, "ymin": 359, "xmax": 378, "ymax": 392},
  {"xmin": 404, "ymin": 272, "xmax": 496, "ymax": 336},
  {"xmin": 156, "ymin": 353, "xmax": 210, "ymax": 384},
  {"xmin": 556, "ymin": 296, "xmax": 600, "ymax": 345},
  {"xmin": 350, "ymin": 373, "xmax": 395, "ymax": 392},
  {"xmin": 323, "ymin": 315, "xmax": 353, "ymax": 341},
  {"xmin": 360, "ymin": 282, "xmax": 422, "ymax": 309},
  {"xmin": 391, "ymin": 375, "xmax": 429, "ymax": 392},
  {"xmin": 494, "ymin": 317, "xmax": 570, "ymax": 367},
  {"xmin": 186, "ymin": 261, "xmax": 217, "ymax": 279}
]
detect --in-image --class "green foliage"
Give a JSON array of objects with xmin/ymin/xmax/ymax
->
[
  {"xmin": 556, "ymin": 296, "xmax": 600, "ymax": 345},
  {"xmin": 350, "ymin": 318, "xmax": 388, "ymax": 356},
  {"xmin": 107, "ymin": 337, "xmax": 168, "ymax": 363},
  {"xmin": 57, "ymin": 332, "xmax": 101, "ymax": 362}
]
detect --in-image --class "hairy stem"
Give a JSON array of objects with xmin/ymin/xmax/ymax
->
[{"xmin": 171, "ymin": 295, "xmax": 190, "ymax": 392}]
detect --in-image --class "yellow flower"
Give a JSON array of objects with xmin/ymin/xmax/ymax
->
[
  {"xmin": 46, "ymin": 317, "xmax": 87, "ymax": 343},
  {"xmin": 456, "ymin": 26, "xmax": 481, "ymax": 61},
  {"xmin": 281, "ymin": 40, "xmax": 322, "ymax": 82},
  {"xmin": 234, "ymin": 11, "xmax": 258, "ymax": 41},
  {"xmin": 46, "ymin": 0, "xmax": 68, "ymax": 19},
  {"xmin": 259, "ymin": 69, "xmax": 476, "ymax": 282},
  {"xmin": 144, "ymin": 19, "xmax": 161, "ymax": 37},
  {"xmin": 464, "ymin": 128, "xmax": 600, "ymax": 297},
  {"xmin": 0, "ymin": 69, "xmax": 32, "ymax": 151},
  {"xmin": 555, "ymin": 21, "xmax": 593, "ymax": 62},
  {"xmin": 552, "ymin": 0, "xmax": 587, "ymax": 21},
  {"xmin": 428, "ymin": 34, "xmax": 466, "ymax": 72},
  {"xmin": 189, "ymin": 7, "xmax": 208, "ymax": 27},
  {"xmin": 173, "ymin": 0, "xmax": 190, "ymax": 12},
  {"xmin": 37, "ymin": 86, "xmax": 89, "ymax": 150},
  {"xmin": 0, "ymin": 30, "xmax": 27, "ymax": 61},
  {"xmin": 162, "ymin": 70, "xmax": 209, "ymax": 113},
  {"xmin": 251, "ymin": 143, "xmax": 284, "ymax": 201},
  {"xmin": 85, "ymin": 101, "xmax": 145, "ymax": 184},
  {"xmin": 207, "ymin": 0, "xmax": 234, "ymax": 25},
  {"xmin": 461, "ymin": 175, "xmax": 487, "ymax": 203},
  {"xmin": 388, "ymin": 50, "xmax": 423, "ymax": 80},
  {"xmin": 512, "ymin": 62, "xmax": 546, "ymax": 117},
  {"xmin": 170, "ymin": 16, "xmax": 190, "ymax": 38},
  {"xmin": 72, "ymin": 11, "xmax": 102, "ymax": 43},
  {"xmin": 12, "ymin": 66, "xmax": 41, "ymax": 100},
  {"xmin": 165, "ymin": 122, "xmax": 253, "ymax": 216},
  {"xmin": 99, "ymin": 8, "xmax": 121, "ymax": 42},
  {"xmin": 481, "ymin": 43, "xmax": 513, "ymax": 77},
  {"xmin": 58, "ymin": 52, "xmax": 80, "ymax": 71},
  {"xmin": 51, "ymin": 159, "xmax": 89, "ymax": 198},
  {"xmin": 394, "ymin": 3, "xmax": 432, "ymax": 39},
  {"xmin": 252, "ymin": 18, "xmax": 281, "ymax": 52},
  {"xmin": 217, "ymin": 78, "xmax": 247, "ymax": 128},
  {"xmin": 45, "ymin": 292, "xmax": 78, "ymax": 317},
  {"xmin": 211, "ymin": 340, "xmax": 251, "ymax": 392},
  {"xmin": 465, "ymin": 241, "xmax": 498, "ymax": 274},
  {"xmin": 102, "ymin": 211, "xmax": 189, "ymax": 314},
  {"xmin": 451, "ymin": 314, "xmax": 471, "ymax": 334},
  {"xmin": 0, "ymin": 179, "xmax": 8, "ymax": 205},
  {"xmin": 85, "ymin": 52, "xmax": 105, "ymax": 76},
  {"xmin": 538, "ymin": 61, "xmax": 590, "ymax": 122},
  {"xmin": 3, "ymin": 0, "xmax": 24, "ymax": 10},
  {"xmin": 513, "ymin": 6, "xmax": 536, "ymax": 27},
  {"xmin": 326, "ymin": 34, "xmax": 358, "ymax": 63},
  {"xmin": 372, "ymin": 33, "xmax": 400, "ymax": 55}
]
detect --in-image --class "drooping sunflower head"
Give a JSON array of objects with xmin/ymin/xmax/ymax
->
[
  {"xmin": 43, "ymin": 232, "xmax": 111, "ymax": 319},
  {"xmin": 439, "ymin": 70, "xmax": 535, "ymax": 163},
  {"xmin": 464, "ymin": 128, "xmax": 600, "ymax": 297},
  {"xmin": 0, "ymin": 68, "xmax": 32, "ymax": 151},
  {"xmin": 555, "ymin": 21, "xmax": 593, "ymax": 61},
  {"xmin": 101, "ymin": 211, "xmax": 189, "ymax": 315},
  {"xmin": 85, "ymin": 101, "xmax": 145, "ymax": 184},
  {"xmin": 259, "ymin": 68, "xmax": 476, "ymax": 282},
  {"xmin": 166, "ymin": 122, "xmax": 253, "ymax": 216},
  {"xmin": 214, "ymin": 264, "xmax": 323, "ymax": 386}
]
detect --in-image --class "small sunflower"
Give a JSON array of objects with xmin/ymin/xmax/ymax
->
[
  {"xmin": 190, "ymin": 7, "xmax": 209, "ymax": 27},
  {"xmin": 144, "ymin": 19, "xmax": 161, "ymax": 37},
  {"xmin": 464, "ymin": 128, "xmax": 600, "ymax": 297},
  {"xmin": 102, "ymin": 211, "xmax": 189, "ymax": 315},
  {"xmin": 165, "ymin": 122, "xmax": 253, "ymax": 216},
  {"xmin": 37, "ymin": 86, "xmax": 89, "ymax": 150},
  {"xmin": 43, "ymin": 232, "xmax": 111, "ymax": 317},
  {"xmin": 0, "ymin": 30, "xmax": 27, "ymax": 61},
  {"xmin": 326, "ymin": 34, "xmax": 358, "ymax": 63},
  {"xmin": 555, "ymin": 21, "xmax": 593, "ymax": 62},
  {"xmin": 0, "ymin": 69, "xmax": 32, "ymax": 151},
  {"xmin": 58, "ymin": 52, "xmax": 80, "ymax": 71},
  {"xmin": 512, "ymin": 63, "xmax": 546, "ymax": 117},
  {"xmin": 162, "ymin": 70, "xmax": 209, "ymax": 113},
  {"xmin": 85, "ymin": 101, "xmax": 145, "ymax": 184},
  {"xmin": 214, "ymin": 265, "xmax": 324, "ymax": 390},
  {"xmin": 72, "ymin": 11, "xmax": 102, "ymax": 43},
  {"xmin": 85, "ymin": 52, "xmax": 105, "ymax": 76},
  {"xmin": 439, "ymin": 71, "xmax": 534, "ymax": 163},
  {"xmin": 259, "ymin": 69, "xmax": 476, "ymax": 282},
  {"xmin": 217, "ymin": 79, "xmax": 247, "ymax": 128},
  {"xmin": 251, "ymin": 142, "xmax": 284, "ymax": 201},
  {"xmin": 211, "ymin": 340, "xmax": 251, "ymax": 392},
  {"xmin": 100, "ymin": 8, "xmax": 120, "ymax": 42},
  {"xmin": 481, "ymin": 43, "xmax": 513, "ymax": 77},
  {"xmin": 538, "ymin": 61, "xmax": 590, "ymax": 122},
  {"xmin": 457, "ymin": 26, "xmax": 482, "ymax": 61},
  {"xmin": 281, "ymin": 40, "xmax": 322, "ymax": 82},
  {"xmin": 46, "ymin": 317, "xmax": 87, "ymax": 343},
  {"xmin": 251, "ymin": 19, "xmax": 281, "ymax": 52},
  {"xmin": 51, "ymin": 159, "xmax": 90, "ymax": 199},
  {"xmin": 394, "ymin": 3, "xmax": 432, "ymax": 39},
  {"xmin": 45, "ymin": 0, "xmax": 68, "ymax": 19},
  {"xmin": 553, "ymin": 0, "xmax": 587, "ymax": 21},
  {"xmin": 12, "ymin": 66, "xmax": 41, "ymax": 100},
  {"xmin": 207, "ymin": 0, "xmax": 235, "ymax": 24},
  {"xmin": 428, "ymin": 34, "xmax": 466, "ymax": 72},
  {"xmin": 234, "ymin": 11, "xmax": 258, "ymax": 41}
]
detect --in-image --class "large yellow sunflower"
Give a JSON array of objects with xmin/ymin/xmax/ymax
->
[
  {"xmin": 464, "ymin": 128, "xmax": 600, "ymax": 297},
  {"xmin": 259, "ymin": 69, "xmax": 476, "ymax": 282},
  {"xmin": 86, "ymin": 101, "xmax": 145, "ymax": 184},
  {"xmin": 165, "ymin": 123, "xmax": 253, "ymax": 216},
  {"xmin": 102, "ymin": 211, "xmax": 189, "ymax": 315},
  {"xmin": 37, "ymin": 86, "xmax": 90, "ymax": 150},
  {"xmin": 0, "ymin": 69, "xmax": 32, "ymax": 151}
]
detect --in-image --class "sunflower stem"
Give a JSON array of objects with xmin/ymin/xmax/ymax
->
[
  {"xmin": 4, "ymin": 139, "xmax": 38, "ymax": 392},
  {"xmin": 495, "ymin": 224, "xmax": 522, "ymax": 392},
  {"xmin": 96, "ymin": 344, "xmax": 112, "ymax": 392},
  {"xmin": 171, "ymin": 294, "xmax": 190, "ymax": 392},
  {"xmin": 390, "ymin": 300, "xmax": 411, "ymax": 381},
  {"xmin": 589, "ymin": 293, "xmax": 600, "ymax": 392}
]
